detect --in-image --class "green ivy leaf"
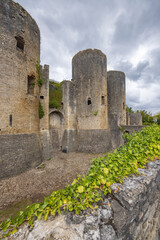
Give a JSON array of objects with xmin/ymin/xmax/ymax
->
[
  {"xmin": 77, "ymin": 186, "xmax": 85, "ymax": 193},
  {"xmin": 71, "ymin": 179, "xmax": 78, "ymax": 186}
]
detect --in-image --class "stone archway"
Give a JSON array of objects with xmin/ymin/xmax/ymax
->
[{"xmin": 49, "ymin": 110, "xmax": 64, "ymax": 150}]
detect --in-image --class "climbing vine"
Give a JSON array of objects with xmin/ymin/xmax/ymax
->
[
  {"xmin": 39, "ymin": 101, "xmax": 44, "ymax": 119},
  {"xmin": 0, "ymin": 125, "xmax": 160, "ymax": 238},
  {"xmin": 36, "ymin": 61, "xmax": 43, "ymax": 87}
]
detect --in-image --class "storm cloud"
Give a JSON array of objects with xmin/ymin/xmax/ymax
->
[{"xmin": 15, "ymin": 0, "xmax": 160, "ymax": 114}]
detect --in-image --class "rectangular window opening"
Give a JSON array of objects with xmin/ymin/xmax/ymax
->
[
  {"xmin": 40, "ymin": 96, "xmax": 44, "ymax": 99},
  {"xmin": 101, "ymin": 96, "xmax": 105, "ymax": 105},
  {"xmin": 10, "ymin": 114, "xmax": 12, "ymax": 127},
  {"xmin": 88, "ymin": 98, "xmax": 92, "ymax": 105},
  {"xmin": 61, "ymin": 102, "xmax": 63, "ymax": 109},
  {"xmin": 28, "ymin": 75, "xmax": 35, "ymax": 95},
  {"xmin": 15, "ymin": 36, "xmax": 24, "ymax": 51}
]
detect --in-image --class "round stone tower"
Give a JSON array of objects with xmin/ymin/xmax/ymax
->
[
  {"xmin": 107, "ymin": 71, "xmax": 126, "ymax": 125},
  {"xmin": 0, "ymin": 0, "xmax": 40, "ymax": 134},
  {"xmin": 72, "ymin": 49, "xmax": 108, "ymax": 130}
]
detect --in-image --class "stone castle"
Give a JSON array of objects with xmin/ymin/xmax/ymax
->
[{"xmin": 0, "ymin": 0, "xmax": 142, "ymax": 180}]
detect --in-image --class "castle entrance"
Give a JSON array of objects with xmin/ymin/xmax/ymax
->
[{"xmin": 49, "ymin": 110, "xmax": 64, "ymax": 150}]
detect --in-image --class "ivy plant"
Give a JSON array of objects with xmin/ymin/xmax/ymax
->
[
  {"xmin": 36, "ymin": 61, "xmax": 43, "ymax": 87},
  {"xmin": 0, "ymin": 125, "xmax": 160, "ymax": 239},
  {"xmin": 39, "ymin": 101, "xmax": 44, "ymax": 119}
]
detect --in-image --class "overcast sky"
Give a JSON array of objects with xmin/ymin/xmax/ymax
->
[{"xmin": 15, "ymin": 0, "xmax": 160, "ymax": 114}]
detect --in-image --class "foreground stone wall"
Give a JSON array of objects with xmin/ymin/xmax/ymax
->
[
  {"xmin": 7, "ymin": 160, "xmax": 160, "ymax": 240},
  {"xmin": 0, "ymin": 134, "xmax": 42, "ymax": 180}
]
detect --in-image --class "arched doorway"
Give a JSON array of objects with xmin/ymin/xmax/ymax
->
[{"xmin": 49, "ymin": 110, "xmax": 64, "ymax": 150}]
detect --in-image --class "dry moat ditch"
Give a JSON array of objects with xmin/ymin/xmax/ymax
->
[{"xmin": 0, "ymin": 151, "xmax": 106, "ymax": 222}]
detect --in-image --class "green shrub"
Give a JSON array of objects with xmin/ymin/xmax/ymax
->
[
  {"xmin": 49, "ymin": 81, "xmax": 63, "ymax": 109},
  {"xmin": 49, "ymin": 99, "xmax": 60, "ymax": 109}
]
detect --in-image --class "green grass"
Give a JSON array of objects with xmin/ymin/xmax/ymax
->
[
  {"xmin": 0, "ymin": 125, "xmax": 160, "ymax": 238},
  {"xmin": 0, "ymin": 199, "xmax": 33, "ymax": 223}
]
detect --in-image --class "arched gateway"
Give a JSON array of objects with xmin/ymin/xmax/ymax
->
[{"xmin": 49, "ymin": 110, "xmax": 64, "ymax": 150}]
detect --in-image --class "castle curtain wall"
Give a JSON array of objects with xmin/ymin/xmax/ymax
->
[{"xmin": 0, "ymin": 0, "xmax": 42, "ymax": 179}]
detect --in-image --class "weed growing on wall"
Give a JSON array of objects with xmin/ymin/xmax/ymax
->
[
  {"xmin": 49, "ymin": 81, "xmax": 63, "ymax": 109},
  {"xmin": 36, "ymin": 61, "xmax": 43, "ymax": 87},
  {"xmin": 0, "ymin": 125, "xmax": 160, "ymax": 238},
  {"xmin": 93, "ymin": 111, "xmax": 98, "ymax": 116},
  {"xmin": 39, "ymin": 101, "xmax": 44, "ymax": 119}
]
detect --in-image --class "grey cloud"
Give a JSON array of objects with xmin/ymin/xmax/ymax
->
[
  {"xmin": 111, "ymin": 0, "xmax": 160, "ymax": 55},
  {"xmin": 113, "ymin": 60, "xmax": 149, "ymax": 81},
  {"xmin": 127, "ymin": 95, "xmax": 140, "ymax": 104},
  {"xmin": 15, "ymin": 0, "xmax": 160, "ymax": 114}
]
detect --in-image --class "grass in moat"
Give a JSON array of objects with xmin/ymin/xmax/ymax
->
[
  {"xmin": 0, "ymin": 199, "xmax": 33, "ymax": 223},
  {"xmin": 0, "ymin": 125, "xmax": 160, "ymax": 238}
]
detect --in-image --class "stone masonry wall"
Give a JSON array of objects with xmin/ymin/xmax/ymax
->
[
  {"xmin": 0, "ymin": 0, "xmax": 40, "ymax": 135},
  {"xmin": 0, "ymin": 133, "xmax": 42, "ymax": 180},
  {"xmin": 40, "ymin": 65, "xmax": 53, "ymax": 159},
  {"xmin": 127, "ymin": 112, "xmax": 142, "ymax": 126},
  {"xmin": 77, "ymin": 129, "xmax": 112, "ymax": 153},
  {"xmin": 40, "ymin": 65, "xmax": 50, "ymax": 132},
  {"xmin": 7, "ymin": 160, "xmax": 160, "ymax": 240}
]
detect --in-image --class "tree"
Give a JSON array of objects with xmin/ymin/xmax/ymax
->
[
  {"xmin": 155, "ymin": 113, "xmax": 160, "ymax": 125},
  {"xmin": 157, "ymin": 116, "xmax": 160, "ymax": 125},
  {"xmin": 139, "ymin": 110, "xmax": 154, "ymax": 125},
  {"xmin": 126, "ymin": 105, "xmax": 134, "ymax": 113}
]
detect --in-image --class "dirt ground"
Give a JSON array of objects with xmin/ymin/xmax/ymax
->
[{"xmin": 0, "ymin": 151, "xmax": 106, "ymax": 222}]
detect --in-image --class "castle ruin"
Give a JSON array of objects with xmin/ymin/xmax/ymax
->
[
  {"xmin": 50, "ymin": 49, "xmax": 142, "ymax": 153},
  {"xmin": 0, "ymin": 0, "xmax": 142, "ymax": 180}
]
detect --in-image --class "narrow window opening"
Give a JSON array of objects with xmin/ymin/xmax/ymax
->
[
  {"xmin": 28, "ymin": 75, "xmax": 35, "ymax": 95},
  {"xmin": 101, "ymin": 96, "xmax": 105, "ymax": 105},
  {"xmin": 61, "ymin": 102, "xmax": 63, "ymax": 109},
  {"xmin": 123, "ymin": 102, "xmax": 125, "ymax": 110},
  {"xmin": 88, "ymin": 98, "xmax": 92, "ymax": 105},
  {"xmin": 40, "ymin": 96, "xmax": 44, "ymax": 99},
  {"xmin": 10, "ymin": 114, "xmax": 12, "ymax": 127},
  {"xmin": 15, "ymin": 36, "xmax": 24, "ymax": 51}
]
